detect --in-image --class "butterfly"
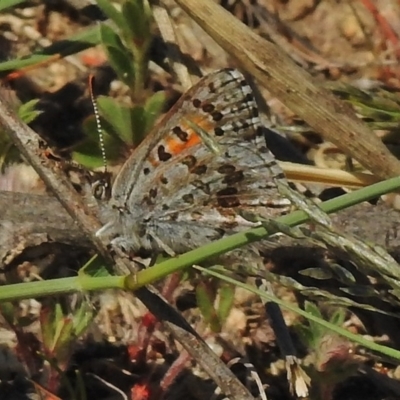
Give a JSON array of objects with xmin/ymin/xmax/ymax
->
[{"xmin": 96, "ymin": 68, "xmax": 290, "ymax": 258}]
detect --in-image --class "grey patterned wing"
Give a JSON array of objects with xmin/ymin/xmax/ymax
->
[{"xmin": 126, "ymin": 69, "xmax": 291, "ymax": 253}]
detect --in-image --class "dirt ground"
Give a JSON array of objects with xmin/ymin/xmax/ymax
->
[{"xmin": 2, "ymin": 1, "xmax": 400, "ymax": 399}]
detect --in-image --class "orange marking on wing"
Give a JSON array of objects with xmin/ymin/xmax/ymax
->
[
  {"xmin": 147, "ymin": 115, "xmax": 214, "ymax": 166},
  {"xmin": 165, "ymin": 130, "xmax": 201, "ymax": 155}
]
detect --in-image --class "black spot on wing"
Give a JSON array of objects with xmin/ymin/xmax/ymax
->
[
  {"xmin": 182, "ymin": 193, "xmax": 195, "ymax": 204},
  {"xmin": 214, "ymin": 127, "xmax": 224, "ymax": 136},
  {"xmin": 192, "ymin": 98, "xmax": 201, "ymax": 108},
  {"xmin": 158, "ymin": 145, "xmax": 172, "ymax": 162},
  {"xmin": 182, "ymin": 155, "xmax": 197, "ymax": 169},
  {"xmin": 173, "ymin": 126, "xmax": 189, "ymax": 142},
  {"xmin": 202, "ymin": 103, "xmax": 215, "ymax": 113},
  {"xmin": 223, "ymin": 170, "xmax": 245, "ymax": 186},
  {"xmin": 216, "ymin": 187, "xmax": 240, "ymax": 208},
  {"xmin": 217, "ymin": 164, "xmax": 236, "ymax": 174},
  {"xmin": 212, "ymin": 111, "xmax": 223, "ymax": 121},
  {"xmin": 192, "ymin": 164, "xmax": 207, "ymax": 175}
]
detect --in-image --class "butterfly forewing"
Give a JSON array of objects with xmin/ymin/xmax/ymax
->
[{"xmin": 97, "ymin": 69, "xmax": 290, "ymax": 254}]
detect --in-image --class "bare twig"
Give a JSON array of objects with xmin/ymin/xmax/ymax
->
[
  {"xmin": 152, "ymin": 3, "xmax": 194, "ymax": 89},
  {"xmin": 2, "ymin": 190, "xmax": 400, "ymax": 262},
  {"xmin": 174, "ymin": 0, "xmax": 400, "ymax": 180}
]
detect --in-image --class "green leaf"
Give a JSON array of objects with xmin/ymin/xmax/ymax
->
[
  {"xmin": 216, "ymin": 283, "xmax": 235, "ymax": 323},
  {"xmin": 0, "ymin": 302, "xmax": 16, "ymax": 325},
  {"xmin": 97, "ymin": 95, "xmax": 136, "ymax": 145},
  {"xmin": 0, "ymin": 0, "xmax": 26, "ymax": 12},
  {"xmin": 99, "ymin": 23, "xmax": 126, "ymax": 53},
  {"xmin": 329, "ymin": 263, "xmax": 356, "ymax": 284},
  {"xmin": 0, "ymin": 130, "xmax": 21, "ymax": 170},
  {"xmin": 328, "ymin": 83, "xmax": 372, "ymax": 102},
  {"xmin": 18, "ymin": 99, "xmax": 41, "ymax": 124},
  {"xmin": 79, "ymin": 255, "xmax": 112, "ymax": 278},
  {"xmin": 122, "ymin": 0, "xmax": 151, "ymax": 43},
  {"xmin": 0, "ymin": 25, "xmax": 101, "ymax": 73},
  {"xmin": 304, "ymin": 301, "xmax": 323, "ymax": 319},
  {"xmin": 303, "ymin": 301, "xmax": 324, "ymax": 341},
  {"xmin": 329, "ymin": 308, "xmax": 347, "ymax": 327},
  {"xmin": 72, "ymin": 114, "xmax": 123, "ymax": 169},
  {"xmin": 96, "ymin": 0, "xmax": 127, "ymax": 32},
  {"xmin": 107, "ymin": 46, "xmax": 134, "ymax": 86},
  {"xmin": 53, "ymin": 316, "xmax": 74, "ymax": 353},
  {"xmin": 40, "ymin": 305, "xmax": 57, "ymax": 351},
  {"xmin": 0, "ymin": 55, "xmax": 59, "ymax": 73},
  {"xmin": 73, "ymin": 302, "xmax": 94, "ymax": 337},
  {"xmin": 299, "ymin": 268, "xmax": 333, "ymax": 280},
  {"xmin": 130, "ymin": 105, "xmax": 148, "ymax": 145},
  {"xmin": 196, "ymin": 281, "xmax": 221, "ymax": 332},
  {"xmin": 144, "ymin": 91, "xmax": 166, "ymax": 132},
  {"xmin": 295, "ymin": 323, "xmax": 313, "ymax": 348},
  {"xmin": 99, "ymin": 22, "xmax": 135, "ymax": 85}
]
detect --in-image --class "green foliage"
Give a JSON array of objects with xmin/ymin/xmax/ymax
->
[
  {"xmin": 0, "ymin": 26, "xmax": 101, "ymax": 73},
  {"xmin": 73, "ymin": 89, "xmax": 165, "ymax": 169},
  {"xmin": 122, "ymin": 0, "xmax": 151, "ymax": 44},
  {"xmin": 99, "ymin": 23, "xmax": 135, "ymax": 87},
  {"xmin": 79, "ymin": 255, "xmax": 112, "ymax": 278},
  {"xmin": 0, "ymin": 0, "xmax": 164, "ymax": 172},
  {"xmin": 96, "ymin": 0, "xmax": 153, "ymax": 93},
  {"xmin": 0, "ymin": 100, "xmax": 42, "ymax": 170},
  {"xmin": 0, "ymin": 0, "xmax": 26, "ymax": 12},
  {"xmin": 296, "ymin": 302, "xmax": 345, "ymax": 349},
  {"xmin": 72, "ymin": 0, "xmax": 165, "ymax": 170},
  {"xmin": 18, "ymin": 98, "xmax": 41, "ymax": 124},
  {"xmin": 40, "ymin": 302, "xmax": 93, "ymax": 362},
  {"xmin": 38, "ymin": 301, "xmax": 94, "ymax": 397},
  {"xmin": 73, "ymin": 112, "xmax": 123, "ymax": 169},
  {"xmin": 0, "ymin": 296, "xmax": 93, "ymax": 398},
  {"xmin": 326, "ymin": 82, "xmax": 400, "ymax": 131},
  {"xmin": 196, "ymin": 274, "xmax": 235, "ymax": 332},
  {"xmin": 296, "ymin": 302, "xmax": 359, "ymax": 400},
  {"xmin": 0, "ymin": 132, "xmax": 18, "ymax": 172}
]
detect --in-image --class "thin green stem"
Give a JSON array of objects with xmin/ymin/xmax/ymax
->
[
  {"xmin": 131, "ymin": 45, "xmax": 146, "ymax": 98},
  {"xmin": 196, "ymin": 265, "xmax": 400, "ymax": 361},
  {"xmin": 129, "ymin": 176, "xmax": 400, "ymax": 288},
  {"xmin": 0, "ymin": 276, "xmax": 125, "ymax": 302},
  {"xmin": 0, "ymin": 176, "xmax": 399, "ymax": 301}
]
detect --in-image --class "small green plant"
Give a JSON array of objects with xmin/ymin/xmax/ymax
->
[
  {"xmin": 0, "ymin": 99, "xmax": 41, "ymax": 171},
  {"xmin": 295, "ymin": 302, "xmax": 360, "ymax": 400},
  {"xmin": 0, "ymin": 299, "xmax": 92, "ymax": 399},
  {"xmin": 196, "ymin": 275, "xmax": 236, "ymax": 332},
  {"xmin": 73, "ymin": 0, "xmax": 166, "ymax": 170}
]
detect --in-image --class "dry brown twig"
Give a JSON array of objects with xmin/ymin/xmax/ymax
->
[
  {"xmin": 152, "ymin": 3, "xmax": 194, "ymax": 89},
  {"xmin": 173, "ymin": 0, "xmax": 400, "ymax": 181}
]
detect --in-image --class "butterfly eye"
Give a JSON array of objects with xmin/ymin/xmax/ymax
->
[{"xmin": 92, "ymin": 177, "xmax": 112, "ymax": 201}]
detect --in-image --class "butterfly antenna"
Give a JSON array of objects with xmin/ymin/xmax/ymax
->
[{"xmin": 89, "ymin": 74, "xmax": 108, "ymax": 174}]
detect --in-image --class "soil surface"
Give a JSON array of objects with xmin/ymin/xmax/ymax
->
[{"xmin": 2, "ymin": 1, "xmax": 400, "ymax": 399}]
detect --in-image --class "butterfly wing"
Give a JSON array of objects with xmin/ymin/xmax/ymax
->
[{"xmin": 98, "ymin": 69, "xmax": 290, "ymax": 254}]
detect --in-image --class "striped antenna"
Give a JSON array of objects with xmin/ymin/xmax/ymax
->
[{"xmin": 89, "ymin": 74, "xmax": 108, "ymax": 174}]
